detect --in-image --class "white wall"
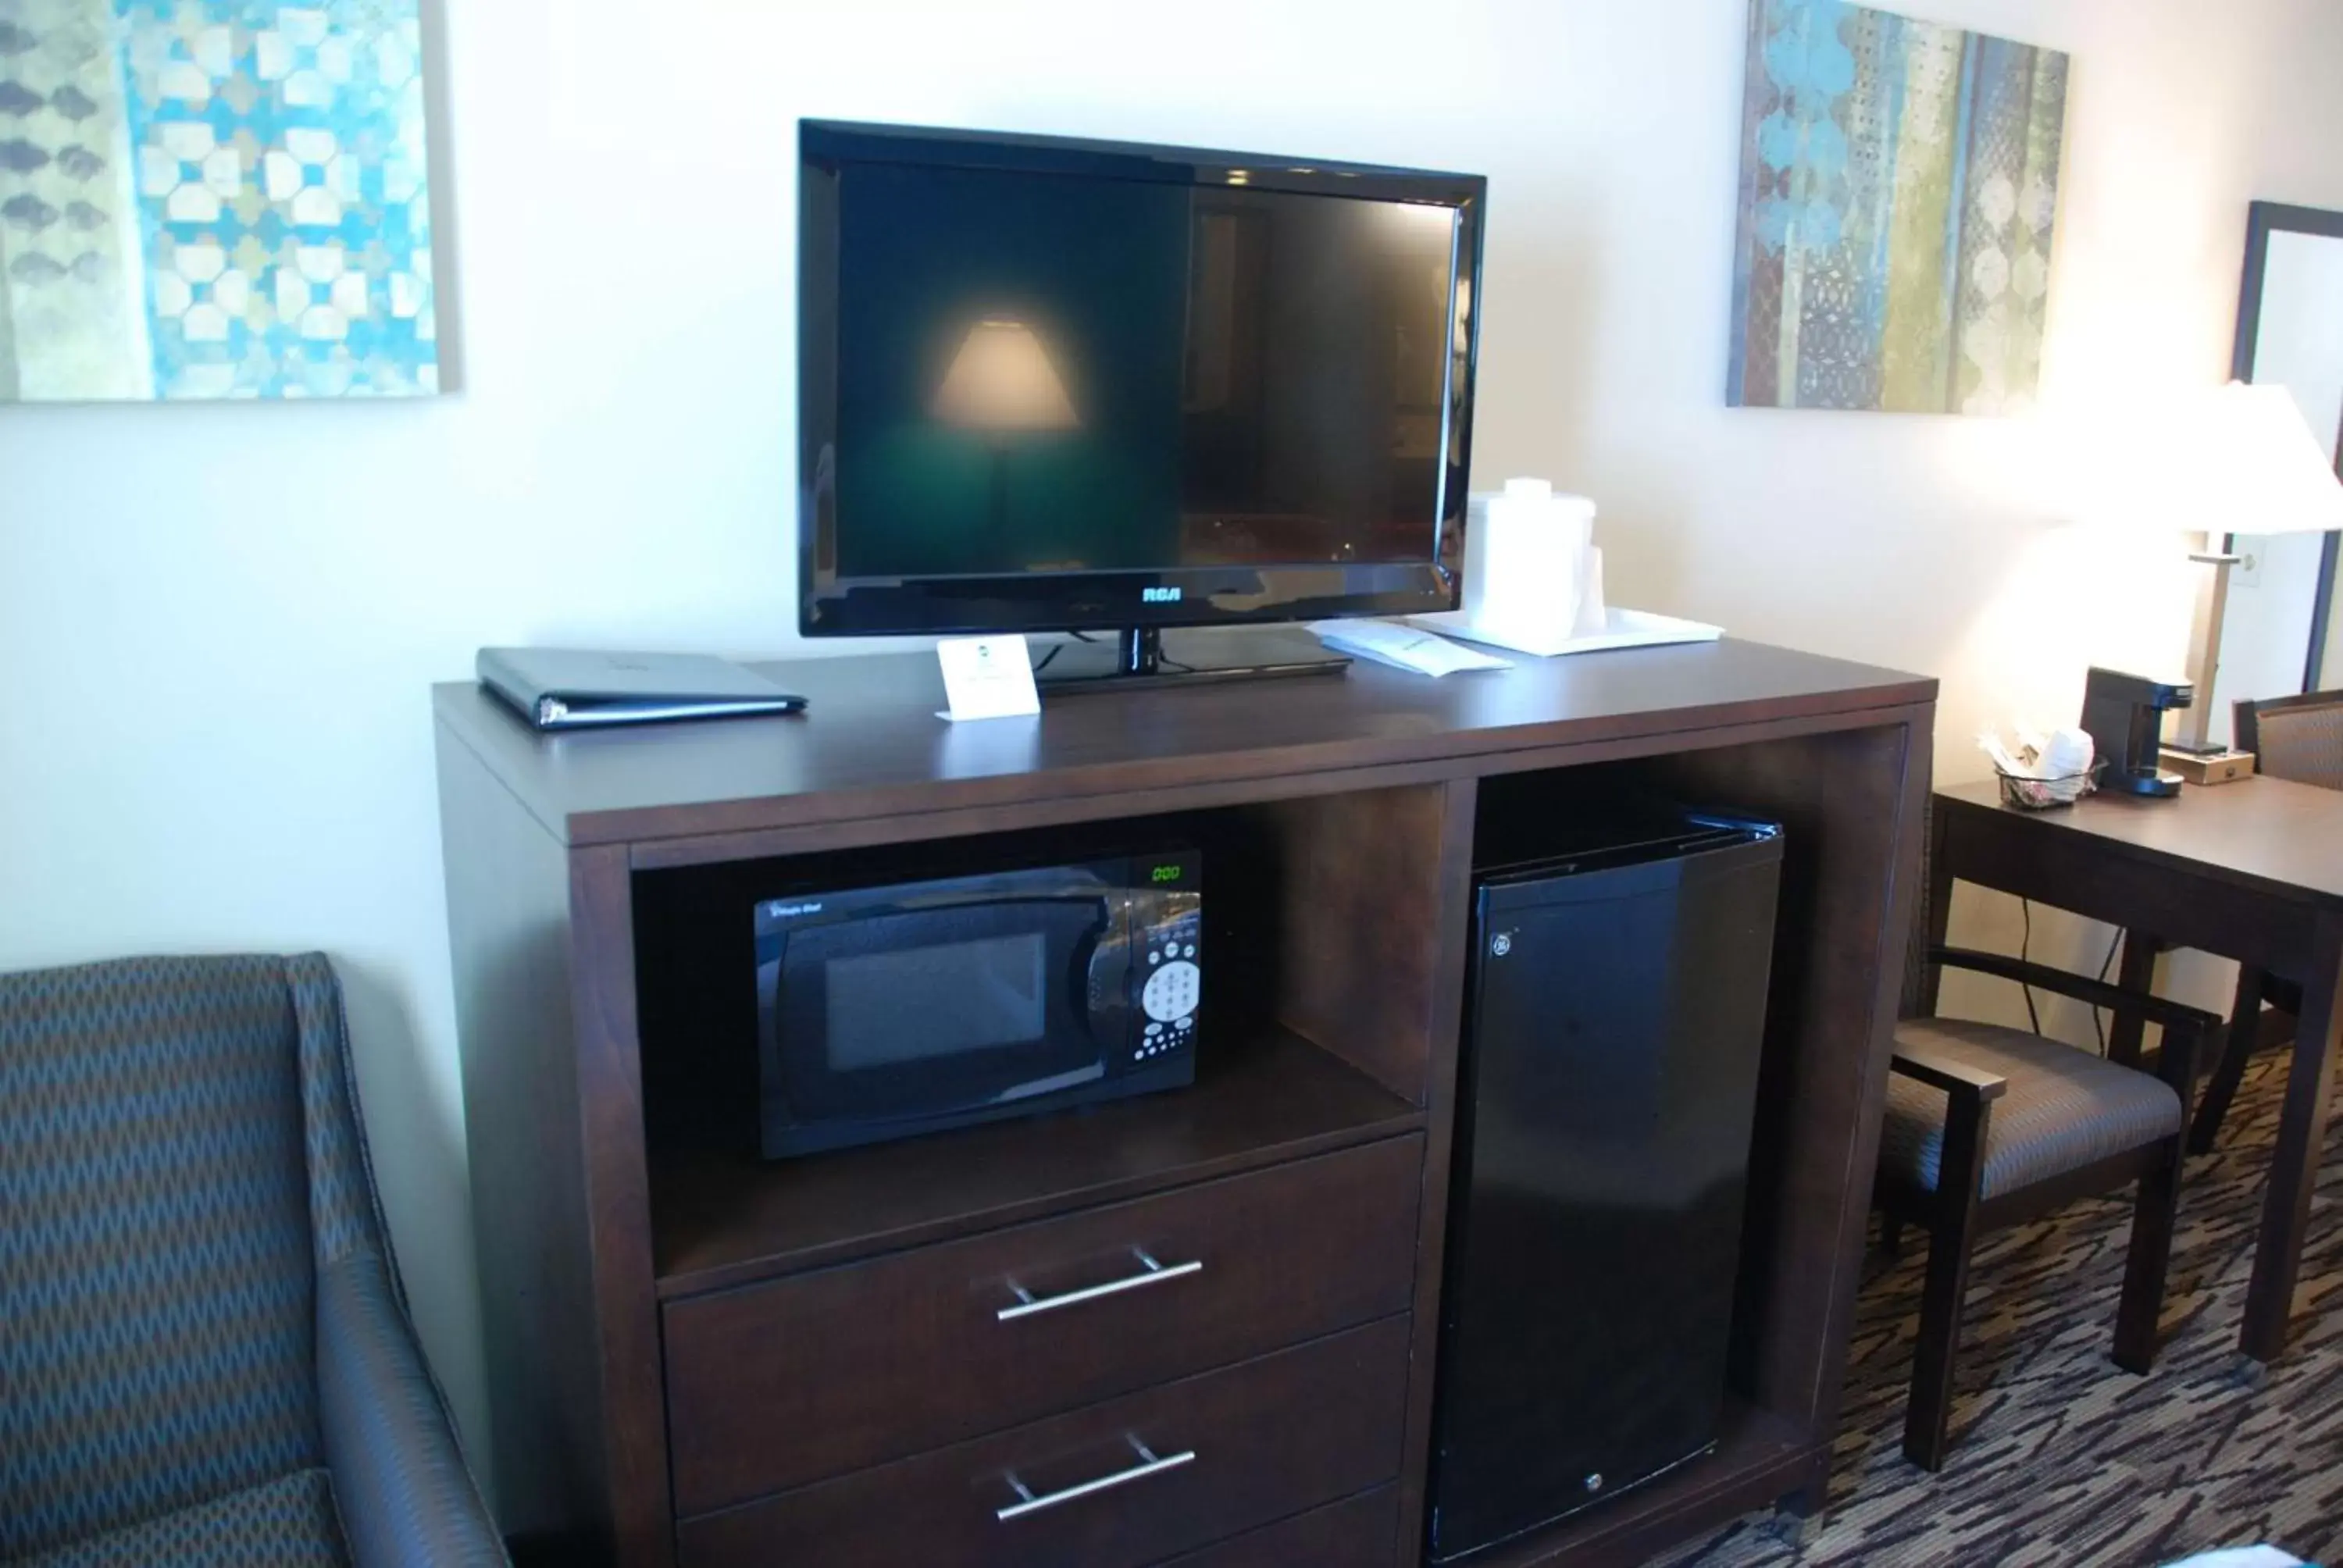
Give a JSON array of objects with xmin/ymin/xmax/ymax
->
[{"xmin": 6, "ymin": 0, "xmax": 2343, "ymax": 1479}]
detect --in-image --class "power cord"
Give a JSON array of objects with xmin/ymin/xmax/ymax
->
[
  {"xmin": 2017, "ymin": 899, "xmax": 2043, "ymax": 1035},
  {"xmin": 2017, "ymin": 897, "xmax": 2125, "ymax": 1053},
  {"xmin": 2092, "ymin": 927, "xmax": 2121, "ymax": 1056},
  {"xmin": 1032, "ymin": 630, "xmax": 1107, "ymax": 675}
]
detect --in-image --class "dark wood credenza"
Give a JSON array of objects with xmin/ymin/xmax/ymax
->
[{"xmin": 430, "ymin": 637, "xmax": 1937, "ymax": 1568}]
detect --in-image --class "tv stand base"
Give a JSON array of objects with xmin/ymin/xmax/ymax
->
[{"xmin": 1038, "ymin": 627, "xmax": 1350, "ymax": 696}]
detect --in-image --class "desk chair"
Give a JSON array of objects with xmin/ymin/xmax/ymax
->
[
  {"xmin": 2237, "ymin": 690, "xmax": 2343, "ymax": 789},
  {"xmin": 0, "ymin": 955, "xmax": 506, "ymax": 1567},
  {"xmin": 1880, "ymin": 854, "xmax": 2220, "ymax": 1470},
  {"xmin": 2189, "ymin": 690, "xmax": 2343, "ymax": 1153}
]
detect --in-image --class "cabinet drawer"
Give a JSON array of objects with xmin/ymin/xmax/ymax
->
[
  {"xmin": 1154, "ymin": 1485, "xmax": 1400, "ymax": 1566},
  {"xmin": 664, "ymin": 1134, "xmax": 1422, "ymax": 1512},
  {"xmin": 676, "ymin": 1316, "xmax": 1410, "ymax": 1568}
]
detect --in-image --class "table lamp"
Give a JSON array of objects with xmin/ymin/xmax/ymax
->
[
  {"xmin": 932, "ymin": 317, "xmax": 1079, "ymax": 561},
  {"xmin": 2079, "ymin": 382, "xmax": 2343, "ymax": 783}
]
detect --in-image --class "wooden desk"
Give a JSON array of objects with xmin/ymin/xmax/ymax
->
[{"xmin": 1931, "ymin": 776, "xmax": 2343, "ymax": 1362}]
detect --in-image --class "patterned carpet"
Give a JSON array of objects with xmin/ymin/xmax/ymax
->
[{"xmin": 1665, "ymin": 1047, "xmax": 2343, "ymax": 1568}]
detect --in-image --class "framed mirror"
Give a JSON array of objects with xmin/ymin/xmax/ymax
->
[{"xmin": 2221, "ymin": 202, "xmax": 2343, "ymax": 729}]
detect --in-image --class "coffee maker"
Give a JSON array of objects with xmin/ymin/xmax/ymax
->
[{"xmin": 2080, "ymin": 667, "xmax": 2194, "ymax": 798}]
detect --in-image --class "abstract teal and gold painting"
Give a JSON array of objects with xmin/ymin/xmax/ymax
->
[
  {"xmin": 1728, "ymin": 0, "xmax": 2068, "ymax": 415},
  {"xmin": 0, "ymin": 0, "xmax": 437, "ymax": 401}
]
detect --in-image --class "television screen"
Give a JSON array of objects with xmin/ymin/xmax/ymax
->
[{"xmin": 800, "ymin": 123, "xmax": 1485, "ymax": 637}]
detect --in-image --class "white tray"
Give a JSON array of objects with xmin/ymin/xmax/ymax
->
[{"xmin": 1407, "ymin": 606, "xmax": 1724, "ymax": 659}]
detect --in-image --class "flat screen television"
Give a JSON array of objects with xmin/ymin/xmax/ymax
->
[{"xmin": 798, "ymin": 119, "xmax": 1486, "ymax": 684}]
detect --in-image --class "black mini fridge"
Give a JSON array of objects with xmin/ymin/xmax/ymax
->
[{"xmin": 1425, "ymin": 810, "xmax": 1784, "ymax": 1563}]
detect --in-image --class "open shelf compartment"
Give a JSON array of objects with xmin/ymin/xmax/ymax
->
[
  {"xmin": 628, "ymin": 782, "xmax": 1457, "ymax": 1301},
  {"xmin": 1437, "ymin": 724, "xmax": 1917, "ymax": 1562}
]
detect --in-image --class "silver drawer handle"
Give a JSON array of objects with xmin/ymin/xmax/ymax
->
[
  {"xmin": 997, "ymin": 1249, "xmax": 1203, "ymax": 1321},
  {"xmin": 997, "ymin": 1438, "xmax": 1196, "ymax": 1521}
]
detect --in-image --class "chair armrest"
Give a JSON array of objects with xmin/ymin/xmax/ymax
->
[
  {"xmin": 319, "ymin": 1253, "xmax": 508, "ymax": 1568},
  {"xmin": 1889, "ymin": 1039, "xmax": 2010, "ymax": 1102},
  {"xmin": 1932, "ymin": 947, "xmax": 2225, "ymax": 1041}
]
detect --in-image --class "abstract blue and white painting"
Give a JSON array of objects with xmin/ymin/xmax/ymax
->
[
  {"xmin": 1728, "ymin": 0, "xmax": 2069, "ymax": 415},
  {"xmin": 0, "ymin": 0, "xmax": 437, "ymax": 401}
]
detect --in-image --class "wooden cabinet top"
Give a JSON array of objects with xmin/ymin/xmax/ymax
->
[{"xmin": 431, "ymin": 637, "xmax": 1934, "ymax": 847}]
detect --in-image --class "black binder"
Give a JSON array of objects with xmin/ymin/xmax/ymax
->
[{"xmin": 477, "ymin": 648, "xmax": 806, "ymax": 732}]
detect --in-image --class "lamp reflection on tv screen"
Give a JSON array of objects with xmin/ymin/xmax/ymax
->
[{"xmin": 929, "ymin": 315, "xmax": 1082, "ymax": 564}]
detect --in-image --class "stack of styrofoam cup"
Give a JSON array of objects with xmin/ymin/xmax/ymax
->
[{"xmin": 1462, "ymin": 477, "xmax": 1604, "ymax": 653}]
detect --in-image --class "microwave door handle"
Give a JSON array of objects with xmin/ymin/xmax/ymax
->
[
  {"xmin": 1072, "ymin": 924, "xmax": 1101, "ymax": 1012},
  {"xmin": 1077, "ymin": 906, "xmax": 1130, "ymax": 1042}
]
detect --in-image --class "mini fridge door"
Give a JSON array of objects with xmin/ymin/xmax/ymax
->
[{"xmin": 1426, "ymin": 825, "xmax": 1783, "ymax": 1563}]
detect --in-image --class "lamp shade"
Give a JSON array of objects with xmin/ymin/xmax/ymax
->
[
  {"xmin": 931, "ymin": 318, "xmax": 1079, "ymax": 433},
  {"xmin": 2081, "ymin": 381, "xmax": 2343, "ymax": 536}
]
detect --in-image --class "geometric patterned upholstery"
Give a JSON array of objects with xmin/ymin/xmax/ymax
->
[
  {"xmin": 0, "ymin": 957, "xmax": 325, "ymax": 1558},
  {"xmin": 0, "ymin": 954, "xmax": 505, "ymax": 1567},
  {"xmin": 9, "ymin": 1470, "xmax": 345, "ymax": 1568},
  {"xmin": 2255, "ymin": 697, "xmax": 2343, "ymax": 793},
  {"xmin": 313, "ymin": 1254, "xmax": 481, "ymax": 1568},
  {"xmin": 1882, "ymin": 1017, "xmax": 2184, "ymax": 1200}
]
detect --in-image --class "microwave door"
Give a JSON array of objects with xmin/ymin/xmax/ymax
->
[{"xmin": 769, "ymin": 898, "xmax": 1114, "ymax": 1127}]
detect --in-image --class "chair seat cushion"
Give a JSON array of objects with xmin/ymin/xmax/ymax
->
[
  {"xmin": 8, "ymin": 1469, "xmax": 346, "ymax": 1568},
  {"xmin": 1883, "ymin": 1019, "xmax": 2184, "ymax": 1200}
]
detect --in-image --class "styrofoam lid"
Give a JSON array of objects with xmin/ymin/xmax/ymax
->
[
  {"xmin": 1503, "ymin": 476, "xmax": 1554, "ymax": 501},
  {"xmin": 1478, "ymin": 488, "xmax": 1598, "ymax": 522}
]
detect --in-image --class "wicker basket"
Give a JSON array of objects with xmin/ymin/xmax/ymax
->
[{"xmin": 1995, "ymin": 764, "xmax": 2097, "ymax": 810}]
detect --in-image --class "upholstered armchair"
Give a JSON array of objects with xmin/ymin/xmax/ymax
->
[{"xmin": 0, "ymin": 955, "xmax": 506, "ymax": 1567}]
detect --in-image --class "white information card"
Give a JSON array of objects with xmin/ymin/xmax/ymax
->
[{"xmin": 936, "ymin": 634, "xmax": 1043, "ymax": 722}]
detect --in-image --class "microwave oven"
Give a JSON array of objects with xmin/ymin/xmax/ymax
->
[{"xmin": 753, "ymin": 851, "xmax": 1202, "ymax": 1157}]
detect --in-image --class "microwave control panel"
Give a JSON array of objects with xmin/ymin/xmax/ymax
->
[{"xmin": 1131, "ymin": 892, "xmax": 1201, "ymax": 1064}]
